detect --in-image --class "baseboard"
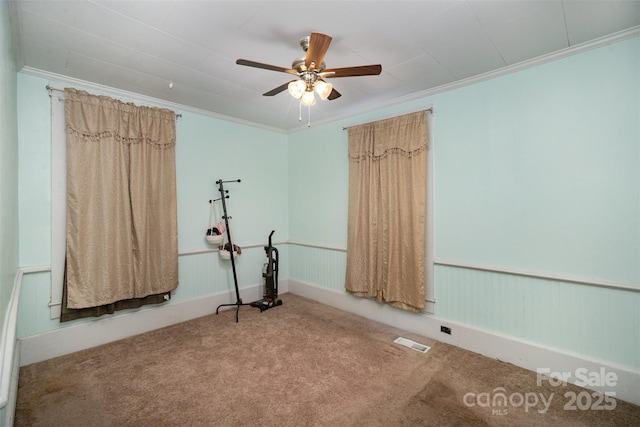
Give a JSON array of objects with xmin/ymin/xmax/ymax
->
[
  {"xmin": 288, "ymin": 279, "xmax": 640, "ymax": 406},
  {"xmin": 19, "ymin": 282, "xmax": 277, "ymax": 366}
]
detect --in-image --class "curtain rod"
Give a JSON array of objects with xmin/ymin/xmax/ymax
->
[
  {"xmin": 45, "ymin": 85, "xmax": 182, "ymax": 119},
  {"xmin": 342, "ymin": 106, "xmax": 433, "ymax": 130}
]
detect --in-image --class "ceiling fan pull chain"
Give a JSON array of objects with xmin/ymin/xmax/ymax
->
[
  {"xmin": 298, "ymin": 102, "xmax": 302, "ymax": 122},
  {"xmin": 307, "ymin": 104, "xmax": 311, "ymax": 127}
]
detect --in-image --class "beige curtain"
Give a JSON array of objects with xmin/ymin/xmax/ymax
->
[
  {"xmin": 345, "ymin": 111, "xmax": 428, "ymax": 312},
  {"xmin": 63, "ymin": 88, "xmax": 178, "ymax": 313}
]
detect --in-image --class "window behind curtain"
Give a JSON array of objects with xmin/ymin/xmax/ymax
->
[
  {"xmin": 59, "ymin": 88, "xmax": 179, "ymax": 321},
  {"xmin": 345, "ymin": 110, "xmax": 429, "ymax": 312}
]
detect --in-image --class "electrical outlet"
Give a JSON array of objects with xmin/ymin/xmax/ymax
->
[{"xmin": 440, "ymin": 325, "xmax": 451, "ymax": 335}]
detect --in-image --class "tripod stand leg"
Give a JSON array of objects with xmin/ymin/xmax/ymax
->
[{"xmin": 216, "ymin": 299, "xmax": 249, "ymax": 323}]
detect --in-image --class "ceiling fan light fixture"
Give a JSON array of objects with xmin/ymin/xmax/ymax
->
[
  {"xmin": 314, "ymin": 80, "xmax": 332, "ymax": 100},
  {"xmin": 301, "ymin": 90, "xmax": 316, "ymax": 106},
  {"xmin": 288, "ymin": 80, "xmax": 306, "ymax": 99}
]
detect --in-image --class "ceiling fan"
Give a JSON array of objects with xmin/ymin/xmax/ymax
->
[{"xmin": 236, "ymin": 32, "xmax": 382, "ymax": 107}]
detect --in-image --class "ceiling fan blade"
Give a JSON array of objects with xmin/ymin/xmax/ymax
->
[
  {"xmin": 305, "ymin": 32, "xmax": 332, "ymax": 70},
  {"xmin": 322, "ymin": 64, "xmax": 382, "ymax": 78},
  {"xmin": 236, "ymin": 59, "xmax": 298, "ymax": 75},
  {"xmin": 263, "ymin": 81, "xmax": 296, "ymax": 96},
  {"xmin": 327, "ymin": 88, "xmax": 341, "ymax": 100}
]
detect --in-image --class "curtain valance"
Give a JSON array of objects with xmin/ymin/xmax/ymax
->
[
  {"xmin": 64, "ymin": 88, "xmax": 176, "ymax": 148},
  {"xmin": 348, "ymin": 111, "xmax": 428, "ymax": 161}
]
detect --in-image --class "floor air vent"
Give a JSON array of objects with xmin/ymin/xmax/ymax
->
[{"xmin": 393, "ymin": 337, "xmax": 431, "ymax": 353}]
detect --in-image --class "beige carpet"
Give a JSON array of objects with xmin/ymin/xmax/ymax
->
[{"xmin": 15, "ymin": 293, "xmax": 640, "ymax": 426}]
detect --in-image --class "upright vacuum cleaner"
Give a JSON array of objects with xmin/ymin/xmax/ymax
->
[{"xmin": 250, "ymin": 230, "xmax": 282, "ymax": 312}]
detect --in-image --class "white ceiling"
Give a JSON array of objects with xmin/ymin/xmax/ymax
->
[{"xmin": 9, "ymin": 0, "xmax": 640, "ymax": 132}]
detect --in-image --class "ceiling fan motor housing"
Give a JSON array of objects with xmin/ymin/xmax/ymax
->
[{"xmin": 292, "ymin": 57, "xmax": 326, "ymax": 73}]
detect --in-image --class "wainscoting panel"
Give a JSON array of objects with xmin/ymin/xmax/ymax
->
[
  {"xmin": 434, "ymin": 265, "xmax": 640, "ymax": 370},
  {"xmin": 175, "ymin": 251, "xmax": 254, "ymax": 302},
  {"xmin": 16, "ymin": 271, "xmax": 52, "ymax": 339},
  {"xmin": 288, "ymin": 244, "xmax": 347, "ymax": 293}
]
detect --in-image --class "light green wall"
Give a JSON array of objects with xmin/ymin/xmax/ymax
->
[
  {"xmin": 288, "ymin": 124, "xmax": 349, "ymax": 248},
  {"xmin": 433, "ymin": 39, "xmax": 639, "ymax": 283},
  {"xmin": 17, "ymin": 75, "xmax": 50, "ymax": 267},
  {"xmin": 175, "ymin": 112, "xmax": 289, "ymax": 249},
  {"xmin": 0, "ymin": 0, "xmax": 19, "ymax": 333},
  {"xmin": 288, "ymin": 36, "xmax": 640, "ymax": 369}
]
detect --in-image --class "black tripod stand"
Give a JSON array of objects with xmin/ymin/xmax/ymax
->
[{"xmin": 213, "ymin": 179, "xmax": 252, "ymax": 322}]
